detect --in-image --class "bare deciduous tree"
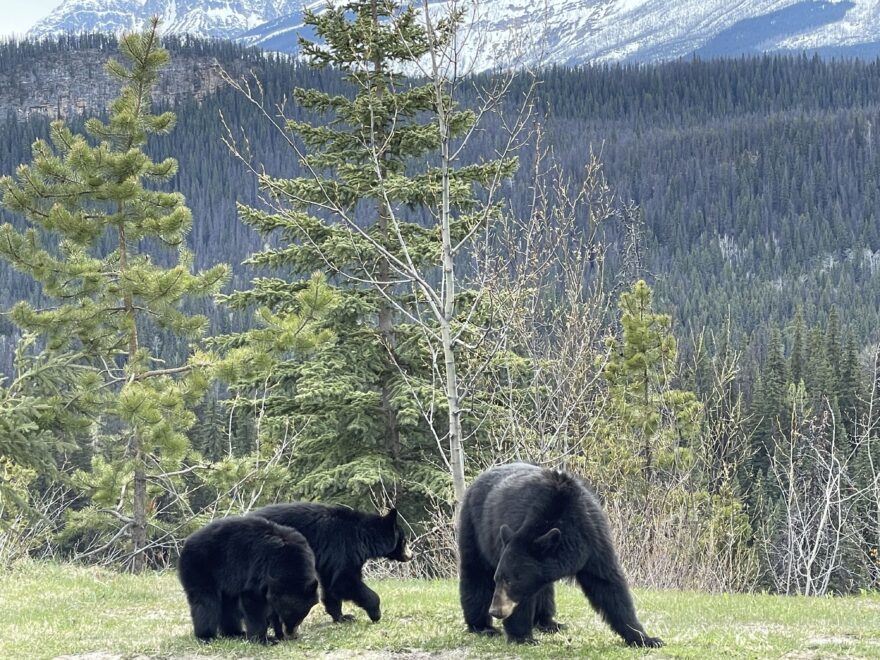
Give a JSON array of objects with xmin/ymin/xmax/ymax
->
[{"xmin": 761, "ymin": 380, "xmax": 876, "ymax": 595}]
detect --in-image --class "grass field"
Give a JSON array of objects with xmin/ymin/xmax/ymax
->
[{"xmin": 1, "ymin": 562, "xmax": 879, "ymax": 659}]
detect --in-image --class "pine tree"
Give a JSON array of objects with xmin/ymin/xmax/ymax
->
[
  {"xmin": 0, "ymin": 20, "xmax": 228, "ymax": 569},
  {"xmin": 225, "ymin": 0, "xmax": 514, "ymax": 507},
  {"xmin": 603, "ymin": 280, "xmax": 702, "ymax": 487}
]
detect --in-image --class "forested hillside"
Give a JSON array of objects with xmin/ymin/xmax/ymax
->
[
  {"xmin": 533, "ymin": 60, "xmax": 880, "ymax": 344},
  {"xmin": 3, "ymin": 39, "xmax": 880, "ymax": 364}
]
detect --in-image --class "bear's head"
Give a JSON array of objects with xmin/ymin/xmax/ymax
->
[
  {"xmin": 268, "ymin": 576, "xmax": 319, "ymax": 640},
  {"xmin": 488, "ymin": 523, "xmax": 562, "ymax": 620},
  {"xmin": 380, "ymin": 508, "xmax": 414, "ymax": 562}
]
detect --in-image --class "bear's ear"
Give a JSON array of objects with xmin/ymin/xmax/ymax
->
[
  {"xmin": 499, "ymin": 524, "xmax": 513, "ymax": 546},
  {"xmin": 533, "ymin": 528, "xmax": 561, "ymax": 555},
  {"xmin": 384, "ymin": 508, "xmax": 398, "ymax": 522}
]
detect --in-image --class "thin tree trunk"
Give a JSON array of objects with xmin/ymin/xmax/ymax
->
[
  {"xmin": 378, "ymin": 205, "xmax": 400, "ymax": 461},
  {"xmin": 372, "ymin": 0, "xmax": 400, "ymax": 463},
  {"xmin": 418, "ymin": 0, "xmax": 467, "ymax": 504},
  {"xmin": 119, "ymin": 223, "xmax": 146, "ymax": 571},
  {"xmin": 437, "ymin": 94, "xmax": 466, "ymax": 503},
  {"xmin": 119, "ymin": 24, "xmax": 155, "ymax": 572},
  {"xmin": 442, "ymin": 320, "xmax": 466, "ymax": 503}
]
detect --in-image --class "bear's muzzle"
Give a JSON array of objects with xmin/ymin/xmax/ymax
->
[{"xmin": 488, "ymin": 581, "xmax": 517, "ymax": 620}]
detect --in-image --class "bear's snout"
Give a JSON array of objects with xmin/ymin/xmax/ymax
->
[{"xmin": 488, "ymin": 582, "xmax": 517, "ymax": 620}]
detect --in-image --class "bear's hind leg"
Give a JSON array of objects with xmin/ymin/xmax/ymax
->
[
  {"xmin": 219, "ymin": 593, "xmax": 244, "ymax": 637},
  {"xmin": 458, "ymin": 516, "xmax": 498, "ymax": 636},
  {"xmin": 535, "ymin": 584, "xmax": 565, "ymax": 633}
]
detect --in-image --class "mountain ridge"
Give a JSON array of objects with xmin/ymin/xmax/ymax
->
[
  {"xmin": 25, "ymin": 0, "xmax": 880, "ymax": 69},
  {"xmin": 29, "ymin": 0, "xmax": 305, "ymax": 41}
]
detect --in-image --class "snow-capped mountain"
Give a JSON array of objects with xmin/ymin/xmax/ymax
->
[
  {"xmin": 29, "ymin": 0, "xmax": 305, "ymax": 41},
  {"xmin": 235, "ymin": 3, "xmax": 319, "ymax": 52},
  {"xmin": 26, "ymin": 0, "xmax": 880, "ymax": 69}
]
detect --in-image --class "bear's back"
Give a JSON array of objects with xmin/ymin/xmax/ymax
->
[
  {"xmin": 181, "ymin": 516, "xmax": 312, "ymax": 586},
  {"xmin": 251, "ymin": 502, "xmax": 381, "ymax": 576},
  {"xmin": 464, "ymin": 463, "xmax": 598, "ymax": 566}
]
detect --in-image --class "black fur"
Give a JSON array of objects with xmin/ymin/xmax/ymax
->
[
  {"xmin": 178, "ymin": 516, "xmax": 319, "ymax": 643},
  {"xmin": 251, "ymin": 502, "xmax": 411, "ymax": 623},
  {"xmin": 458, "ymin": 463, "xmax": 663, "ymax": 647}
]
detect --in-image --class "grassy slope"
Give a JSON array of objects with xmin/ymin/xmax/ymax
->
[{"xmin": 1, "ymin": 562, "xmax": 879, "ymax": 659}]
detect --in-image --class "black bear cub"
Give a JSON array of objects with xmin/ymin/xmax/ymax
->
[
  {"xmin": 458, "ymin": 463, "xmax": 663, "ymax": 647},
  {"xmin": 252, "ymin": 503, "xmax": 411, "ymax": 623},
  {"xmin": 178, "ymin": 516, "xmax": 319, "ymax": 643}
]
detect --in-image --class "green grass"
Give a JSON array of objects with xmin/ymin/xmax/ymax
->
[{"xmin": 1, "ymin": 562, "xmax": 879, "ymax": 659}]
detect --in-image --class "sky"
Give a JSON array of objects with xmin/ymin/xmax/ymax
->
[{"xmin": 0, "ymin": 0, "xmax": 62, "ymax": 37}]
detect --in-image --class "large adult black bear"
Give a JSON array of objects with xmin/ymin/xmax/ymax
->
[
  {"xmin": 458, "ymin": 463, "xmax": 663, "ymax": 647},
  {"xmin": 251, "ymin": 503, "xmax": 412, "ymax": 623},
  {"xmin": 178, "ymin": 516, "xmax": 319, "ymax": 643}
]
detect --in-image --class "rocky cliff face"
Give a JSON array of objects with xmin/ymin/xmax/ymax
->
[{"xmin": 0, "ymin": 38, "xmax": 240, "ymax": 122}]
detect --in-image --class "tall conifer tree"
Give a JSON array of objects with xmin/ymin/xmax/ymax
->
[
  {"xmin": 752, "ymin": 327, "xmax": 787, "ymax": 473},
  {"xmin": 226, "ymin": 0, "xmax": 515, "ymax": 506},
  {"xmin": 0, "ymin": 19, "xmax": 228, "ymax": 569},
  {"xmin": 837, "ymin": 331, "xmax": 862, "ymax": 441},
  {"xmin": 825, "ymin": 306, "xmax": 843, "ymax": 397}
]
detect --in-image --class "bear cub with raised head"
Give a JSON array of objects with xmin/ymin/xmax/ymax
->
[
  {"xmin": 178, "ymin": 515, "xmax": 318, "ymax": 643},
  {"xmin": 251, "ymin": 503, "xmax": 411, "ymax": 623},
  {"xmin": 458, "ymin": 463, "xmax": 663, "ymax": 647}
]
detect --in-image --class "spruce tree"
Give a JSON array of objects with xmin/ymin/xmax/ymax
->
[
  {"xmin": 805, "ymin": 326, "xmax": 832, "ymax": 400},
  {"xmin": 752, "ymin": 327, "xmax": 787, "ymax": 474},
  {"xmin": 0, "ymin": 19, "xmax": 228, "ymax": 569},
  {"xmin": 824, "ymin": 306, "xmax": 843, "ymax": 398},
  {"xmin": 837, "ymin": 331, "xmax": 862, "ymax": 440},
  {"xmin": 225, "ymin": 0, "xmax": 514, "ymax": 507},
  {"xmin": 0, "ymin": 337, "xmax": 87, "ymax": 504}
]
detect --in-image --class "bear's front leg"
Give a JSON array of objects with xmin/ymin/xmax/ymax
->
[
  {"xmin": 239, "ymin": 591, "xmax": 273, "ymax": 644},
  {"xmin": 219, "ymin": 593, "xmax": 245, "ymax": 638},
  {"xmin": 188, "ymin": 597, "xmax": 221, "ymax": 642},
  {"xmin": 458, "ymin": 518, "xmax": 499, "ymax": 636},
  {"xmin": 576, "ymin": 565, "xmax": 664, "ymax": 648},
  {"xmin": 535, "ymin": 584, "xmax": 565, "ymax": 633},
  {"xmin": 347, "ymin": 580, "xmax": 382, "ymax": 622},
  {"xmin": 270, "ymin": 612, "xmax": 285, "ymax": 641},
  {"xmin": 501, "ymin": 597, "xmax": 538, "ymax": 645},
  {"xmin": 329, "ymin": 571, "xmax": 381, "ymax": 622}
]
